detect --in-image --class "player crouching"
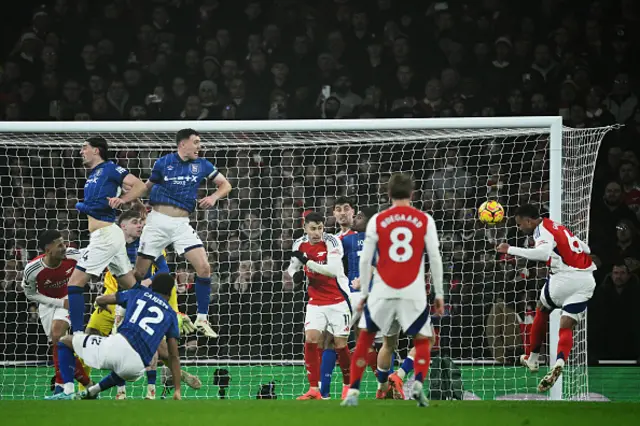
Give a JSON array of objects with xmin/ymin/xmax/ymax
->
[
  {"xmin": 46, "ymin": 273, "xmax": 183, "ymax": 400},
  {"xmin": 287, "ymin": 212, "xmax": 353, "ymax": 400}
]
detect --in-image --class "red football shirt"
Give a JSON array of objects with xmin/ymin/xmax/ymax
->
[{"xmin": 23, "ymin": 249, "xmax": 81, "ymax": 299}]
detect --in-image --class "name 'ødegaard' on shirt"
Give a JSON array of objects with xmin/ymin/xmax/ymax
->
[{"xmin": 148, "ymin": 153, "xmax": 219, "ymax": 213}]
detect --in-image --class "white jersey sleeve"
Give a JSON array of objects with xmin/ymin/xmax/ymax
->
[
  {"xmin": 22, "ymin": 261, "xmax": 65, "ymax": 308},
  {"xmin": 287, "ymin": 237, "xmax": 304, "ymax": 278},
  {"xmin": 507, "ymin": 224, "xmax": 554, "ymax": 262},
  {"xmin": 359, "ymin": 214, "xmax": 379, "ymax": 298},
  {"xmin": 424, "ymin": 214, "xmax": 444, "ymax": 300}
]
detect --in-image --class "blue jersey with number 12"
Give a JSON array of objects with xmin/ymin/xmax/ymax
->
[
  {"xmin": 76, "ymin": 161, "xmax": 129, "ymax": 222},
  {"xmin": 341, "ymin": 232, "xmax": 365, "ymax": 293},
  {"xmin": 149, "ymin": 153, "xmax": 219, "ymax": 213},
  {"xmin": 115, "ymin": 289, "xmax": 180, "ymax": 366}
]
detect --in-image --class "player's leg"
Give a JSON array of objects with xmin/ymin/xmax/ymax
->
[
  {"xmin": 521, "ymin": 280, "xmax": 556, "ymax": 372},
  {"xmin": 326, "ymin": 301, "xmax": 352, "ymax": 399},
  {"xmin": 183, "ymin": 247, "xmax": 217, "ymax": 337},
  {"xmin": 319, "ymin": 331, "xmax": 337, "ymax": 399},
  {"xmin": 155, "ymin": 339, "xmax": 202, "ymax": 390},
  {"xmin": 376, "ymin": 334, "xmax": 398, "ymax": 399},
  {"xmin": 67, "ymin": 269, "xmax": 92, "ymax": 333},
  {"xmin": 45, "ymin": 333, "xmax": 101, "ymax": 399},
  {"xmin": 146, "ymin": 352, "xmax": 158, "ymax": 399},
  {"xmin": 298, "ymin": 304, "xmax": 325, "ymax": 400},
  {"xmin": 389, "ymin": 345, "xmax": 416, "ymax": 399},
  {"xmin": 38, "ymin": 304, "xmax": 62, "ymax": 393}
]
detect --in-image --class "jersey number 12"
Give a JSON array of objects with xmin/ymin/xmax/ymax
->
[{"xmin": 129, "ymin": 299, "xmax": 164, "ymax": 336}]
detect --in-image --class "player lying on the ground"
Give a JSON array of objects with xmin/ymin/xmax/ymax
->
[
  {"xmin": 46, "ymin": 273, "xmax": 182, "ymax": 400},
  {"xmin": 22, "ymin": 230, "xmax": 93, "ymax": 394},
  {"xmin": 134, "ymin": 128, "xmax": 232, "ymax": 338},
  {"xmin": 287, "ymin": 212, "xmax": 352, "ymax": 400},
  {"xmin": 85, "ymin": 207, "xmax": 200, "ymax": 399},
  {"xmin": 67, "ymin": 137, "xmax": 146, "ymax": 334},
  {"xmin": 342, "ymin": 173, "xmax": 444, "ymax": 407},
  {"xmin": 497, "ymin": 204, "xmax": 596, "ymax": 392}
]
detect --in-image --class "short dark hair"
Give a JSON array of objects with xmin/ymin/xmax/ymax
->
[
  {"xmin": 38, "ymin": 229, "xmax": 62, "ymax": 252},
  {"xmin": 304, "ymin": 211, "xmax": 324, "ymax": 226},
  {"xmin": 86, "ymin": 136, "xmax": 108, "ymax": 160},
  {"xmin": 176, "ymin": 128, "xmax": 199, "ymax": 145},
  {"xmin": 515, "ymin": 204, "xmax": 540, "ymax": 219},
  {"xmin": 151, "ymin": 273, "xmax": 175, "ymax": 296},
  {"xmin": 333, "ymin": 196, "xmax": 355, "ymax": 210},
  {"xmin": 388, "ymin": 172, "xmax": 413, "ymax": 199},
  {"xmin": 118, "ymin": 209, "xmax": 142, "ymax": 225},
  {"xmin": 612, "ymin": 259, "xmax": 629, "ymax": 270},
  {"xmin": 360, "ymin": 207, "xmax": 378, "ymax": 221}
]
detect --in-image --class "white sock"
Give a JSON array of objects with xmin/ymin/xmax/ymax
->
[
  {"xmin": 555, "ymin": 358, "xmax": 565, "ymax": 368},
  {"xmin": 529, "ymin": 352, "xmax": 540, "ymax": 364},
  {"xmin": 377, "ymin": 381, "xmax": 389, "ymax": 390},
  {"xmin": 147, "ymin": 384, "xmax": 156, "ymax": 391},
  {"xmin": 412, "ymin": 380, "xmax": 424, "ymax": 394},
  {"xmin": 196, "ymin": 313, "xmax": 208, "ymax": 322},
  {"xmin": 117, "ymin": 385, "xmax": 126, "ymax": 394},
  {"xmin": 88, "ymin": 384, "xmax": 101, "ymax": 397},
  {"xmin": 63, "ymin": 383, "xmax": 75, "ymax": 395},
  {"xmin": 397, "ymin": 368, "xmax": 407, "ymax": 380},
  {"xmin": 346, "ymin": 388, "xmax": 360, "ymax": 397}
]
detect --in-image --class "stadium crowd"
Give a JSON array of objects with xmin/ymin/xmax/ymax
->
[{"xmin": 1, "ymin": 0, "xmax": 640, "ymax": 366}]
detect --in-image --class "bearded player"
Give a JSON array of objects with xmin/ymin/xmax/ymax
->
[
  {"xmin": 287, "ymin": 212, "xmax": 352, "ymax": 400},
  {"xmin": 342, "ymin": 173, "xmax": 444, "ymax": 407},
  {"xmin": 497, "ymin": 204, "xmax": 596, "ymax": 392},
  {"xmin": 134, "ymin": 128, "xmax": 232, "ymax": 337},
  {"xmin": 67, "ymin": 137, "xmax": 146, "ymax": 335},
  {"xmin": 22, "ymin": 230, "xmax": 93, "ymax": 395},
  {"xmin": 86, "ymin": 208, "xmax": 200, "ymax": 399}
]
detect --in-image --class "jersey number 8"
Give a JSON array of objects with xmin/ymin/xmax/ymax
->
[
  {"xmin": 389, "ymin": 227, "xmax": 413, "ymax": 263},
  {"xmin": 130, "ymin": 300, "xmax": 165, "ymax": 336}
]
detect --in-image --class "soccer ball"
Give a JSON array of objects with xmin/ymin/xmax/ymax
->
[{"xmin": 478, "ymin": 200, "xmax": 505, "ymax": 225}]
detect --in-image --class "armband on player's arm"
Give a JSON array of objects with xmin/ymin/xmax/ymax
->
[
  {"xmin": 22, "ymin": 281, "xmax": 65, "ymax": 308},
  {"xmin": 425, "ymin": 217, "xmax": 444, "ymax": 300}
]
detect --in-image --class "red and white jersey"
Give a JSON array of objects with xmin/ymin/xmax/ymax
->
[
  {"xmin": 533, "ymin": 218, "xmax": 595, "ymax": 273},
  {"xmin": 336, "ymin": 228, "xmax": 356, "ymax": 240},
  {"xmin": 291, "ymin": 233, "xmax": 350, "ymax": 306},
  {"xmin": 23, "ymin": 248, "xmax": 82, "ymax": 300},
  {"xmin": 360, "ymin": 205, "xmax": 444, "ymax": 301}
]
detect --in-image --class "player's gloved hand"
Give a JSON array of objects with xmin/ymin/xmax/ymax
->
[
  {"xmin": 292, "ymin": 270, "xmax": 305, "ymax": 285},
  {"xmin": 178, "ymin": 312, "xmax": 196, "ymax": 335},
  {"xmin": 291, "ymin": 251, "xmax": 309, "ymax": 264}
]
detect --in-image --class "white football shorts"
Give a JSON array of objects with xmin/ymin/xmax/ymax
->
[
  {"xmin": 305, "ymin": 301, "xmax": 352, "ymax": 337},
  {"xmin": 138, "ymin": 210, "xmax": 203, "ymax": 259},
  {"xmin": 540, "ymin": 270, "xmax": 596, "ymax": 321},
  {"xmin": 361, "ymin": 297, "xmax": 433, "ymax": 338},
  {"xmin": 72, "ymin": 333, "xmax": 145, "ymax": 381},
  {"xmin": 39, "ymin": 303, "xmax": 69, "ymax": 340},
  {"xmin": 76, "ymin": 223, "xmax": 131, "ymax": 277}
]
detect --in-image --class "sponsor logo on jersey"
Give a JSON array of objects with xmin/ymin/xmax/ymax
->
[
  {"xmin": 317, "ymin": 251, "xmax": 326, "ymax": 256},
  {"xmin": 167, "ymin": 165, "xmax": 173, "ymax": 170}
]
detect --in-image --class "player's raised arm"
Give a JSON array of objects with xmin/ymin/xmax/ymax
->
[
  {"xmin": 199, "ymin": 163, "xmax": 232, "ymax": 209},
  {"xmin": 358, "ymin": 214, "xmax": 379, "ymax": 298},
  {"xmin": 113, "ymin": 173, "xmax": 146, "ymax": 207},
  {"xmin": 497, "ymin": 205, "xmax": 554, "ymax": 261},
  {"xmin": 424, "ymin": 214, "xmax": 444, "ymax": 301}
]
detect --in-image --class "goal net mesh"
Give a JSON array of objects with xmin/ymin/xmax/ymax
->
[{"xmin": 0, "ymin": 124, "xmax": 613, "ymax": 400}]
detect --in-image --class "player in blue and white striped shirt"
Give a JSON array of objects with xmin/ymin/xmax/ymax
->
[
  {"xmin": 67, "ymin": 137, "xmax": 147, "ymax": 335},
  {"xmin": 134, "ymin": 129, "xmax": 232, "ymax": 337}
]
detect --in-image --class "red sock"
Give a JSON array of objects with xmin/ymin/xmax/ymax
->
[
  {"xmin": 349, "ymin": 330, "xmax": 376, "ymax": 390},
  {"xmin": 413, "ymin": 339, "xmax": 431, "ymax": 383},
  {"xmin": 304, "ymin": 342, "xmax": 320, "ymax": 388},
  {"xmin": 366, "ymin": 348, "xmax": 378, "ymax": 373},
  {"xmin": 316, "ymin": 347, "xmax": 324, "ymax": 363},
  {"xmin": 557, "ymin": 328, "xmax": 573, "ymax": 362},
  {"xmin": 336, "ymin": 346, "xmax": 351, "ymax": 385},
  {"xmin": 74, "ymin": 358, "xmax": 91, "ymax": 386},
  {"xmin": 529, "ymin": 308, "xmax": 549, "ymax": 355},
  {"xmin": 52, "ymin": 343, "xmax": 62, "ymax": 385}
]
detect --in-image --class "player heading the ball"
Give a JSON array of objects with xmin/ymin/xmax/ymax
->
[
  {"xmin": 497, "ymin": 204, "xmax": 596, "ymax": 393},
  {"xmin": 47, "ymin": 273, "xmax": 182, "ymax": 400},
  {"xmin": 342, "ymin": 172, "xmax": 445, "ymax": 407},
  {"xmin": 134, "ymin": 128, "xmax": 232, "ymax": 338},
  {"xmin": 67, "ymin": 137, "xmax": 147, "ymax": 334}
]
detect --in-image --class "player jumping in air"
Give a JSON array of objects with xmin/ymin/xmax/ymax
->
[
  {"xmin": 134, "ymin": 128, "xmax": 232, "ymax": 338},
  {"xmin": 22, "ymin": 230, "xmax": 93, "ymax": 395},
  {"xmin": 497, "ymin": 204, "xmax": 596, "ymax": 392},
  {"xmin": 318, "ymin": 197, "xmax": 357, "ymax": 400},
  {"xmin": 287, "ymin": 212, "xmax": 352, "ymax": 400},
  {"xmin": 46, "ymin": 273, "xmax": 183, "ymax": 400},
  {"xmin": 67, "ymin": 137, "xmax": 146, "ymax": 334},
  {"xmin": 85, "ymin": 208, "xmax": 200, "ymax": 399},
  {"xmin": 342, "ymin": 173, "xmax": 444, "ymax": 407}
]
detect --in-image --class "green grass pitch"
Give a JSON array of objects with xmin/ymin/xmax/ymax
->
[{"xmin": 1, "ymin": 400, "xmax": 639, "ymax": 426}]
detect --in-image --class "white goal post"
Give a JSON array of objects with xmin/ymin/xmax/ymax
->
[{"xmin": 0, "ymin": 117, "xmax": 614, "ymax": 401}]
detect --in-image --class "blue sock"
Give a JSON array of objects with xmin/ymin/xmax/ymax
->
[
  {"xmin": 401, "ymin": 356, "xmax": 414, "ymax": 375},
  {"xmin": 319, "ymin": 349, "xmax": 337, "ymax": 398},
  {"xmin": 56, "ymin": 342, "xmax": 75, "ymax": 385},
  {"xmin": 146, "ymin": 370, "xmax": 157, "ymax": 385},
  {"xmin": 67, "ymin": 286, "xmax": 85, "ymax": 333},
  {"xmin": 132, "ymin": 281, "xmax": 142, "ymax": 290},
  {"xmin": 390, "ymin": 352, "xmax": 396, "ymax": 373},
  {"xmin": 194, "ymin": 275, "xmax": 211, "ymax": 315},
  {"xmin": 376, "ymin": 368, "xmax": 390, "ymax": 384},
  {"xmin": 98, "ymin": 372, "xmax": 126, "ymax": 393}
]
